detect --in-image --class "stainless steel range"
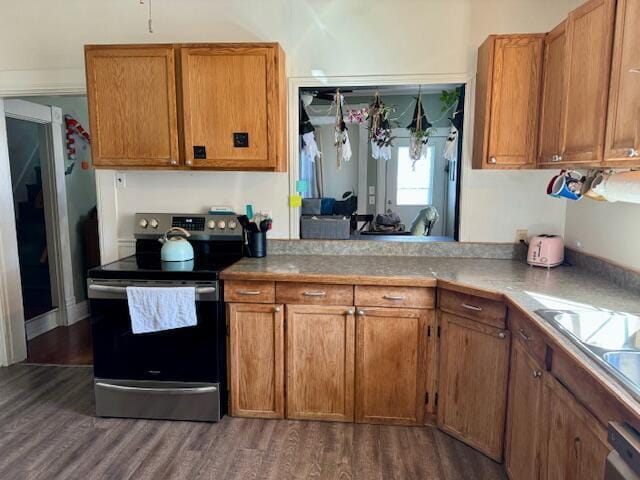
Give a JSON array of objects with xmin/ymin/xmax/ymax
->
[{"xmin": 87, "ymin": 212, "xmax": 244, "ymax": 422}]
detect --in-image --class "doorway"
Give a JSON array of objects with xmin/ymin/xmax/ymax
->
[
  {"xmin": 0, "ymin": 97, "xmax": 96, "ymax": 366},
  {"xmin": 6, "ymin": 117, "xmax": 57, "ymax": 322}
]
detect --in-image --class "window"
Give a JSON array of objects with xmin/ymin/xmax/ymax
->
[{"xmin": 396, "ymin": 145, "xmax": 434, "ymax": 205}]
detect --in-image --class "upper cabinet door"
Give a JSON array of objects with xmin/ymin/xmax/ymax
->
[
  {"xmin": 560, "ymin": 0, "xmax": 616, "ymax": 165},
  {"xmin": 538, "ymin": 22, "xmax": 567, "ymax": 166},
  {"xmin": 472, "ymin": 35, "xmax": 544, "ymax": 169},
  {"xmin": 85, "ymin": 45, "xmax": 180, "ymax": 168},
  {"xmin": 180, "ymin": 44, "xmax": 286, "ymax": 171},
  {"xmin": 604, "ymin": 0, "xmax": 640, "ymax": 164}
]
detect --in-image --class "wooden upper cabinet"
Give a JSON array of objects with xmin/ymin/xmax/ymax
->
[
  {"xmin": 286, "ymin": 304, "xmax": 355, "ymax": 422},
  {"xmin": 472, "ymin": 34, "xmax": 544, "ymax": 169},
  {"xmin": 559, "ymin": 0, "xmax": 616, "ymax": 165},
  {"xmin": 542, "ymin": 375, "xmax": 610, "ymax": 480},
  {"xmin": 180, "ymin": 43, "xmax": 286, "ymax": 171},
  {"xmin": 227, "ymin": 303, "xmax": 284, "ymax": 419},
  {"xmin": 85, "ymin": 45, "xmax": 180, "ymax": 168},
  {"xmin": 504, "ymin": 339, "xmax": 545, "ymax": 480},
  {"xmin": 604, "ymin": 0, "xmax": 640, "ymax": 164},
  {"xmin": 355, "ymin": 307, "xmax": 431, "ymax": 426},
  {"xmin": 538, "ymin": 21, "xmax": 568, "ymax": 166},
  {"xmin": 437, "ymin": 312, "xmax": 510, "ymax": 461}
]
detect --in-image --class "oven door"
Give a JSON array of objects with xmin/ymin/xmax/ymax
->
[{"xmin": 88, "ymin": 279, "xmax": 224, "ymax": 383}]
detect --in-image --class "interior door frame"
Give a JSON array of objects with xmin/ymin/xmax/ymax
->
[
  {"xmin": 0, "ymin": 98, "xmax": 76, "ymax": 365},
  {"xmin": 288, "ymin": 73, "xmax": 472, "ymax": 239}
]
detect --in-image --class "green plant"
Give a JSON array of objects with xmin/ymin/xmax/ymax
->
[{"xmin": 440, "ymin": 87, "xmax": 461, "ymax": 113}]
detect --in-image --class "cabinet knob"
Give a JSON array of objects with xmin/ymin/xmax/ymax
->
[
  {"xmin": 551, "ymin": 154, "xmax": 562, "ymax": 162},
  {"xmin": 273, "ymin": 306, "xmax": 281, "ymax": 313},
  {"xmin": 488, "ymin": 156, "xmax": 497, "ymax": 164},
  {"xmin": 346, "ymin": 309, "xmax": 354, "ymax": 316},
  {"xmin": 498, "ymin": 332, "xmax": 506, "ymax": 339},
  {"xmin": 170, "ymin": 159, "xmax": 178, "ymax": 165},
  {"xmin": 628, "ymin": 148, "xmax": 639, "ymax": 158},
  {"xmin": 532, "ymin": 370, "xmax": 542, "ymax": 379},
  {"xmin": 186, "ymin": 160, "xmax": 193, "ymax": 165},
  {"xmin": 357, "ymin": 310, "xmax": 365, "ymax": 316}
]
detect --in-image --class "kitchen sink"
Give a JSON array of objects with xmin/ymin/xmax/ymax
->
[
  {"xmin": 603, "ymin": 351, "xmax": 640, "ymax": 390},
  {"xmin": 536, "ymin": 309, "xmax": 640, "ymax": 401}
]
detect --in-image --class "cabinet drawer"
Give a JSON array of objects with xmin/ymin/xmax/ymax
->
[
  {"xmin": 355, "ymin": 286, "xmax": 435, "ymax": 309},
  {"xmin": 509, "ymin": 309, "xmax": 547, "ymax": 365},
  {"xmin": 276, "ymin": 283, "xmax": 353, "ymax": 306},
  {"xmin": 225, "ymin": 280, "xmax": 275, "ymax": 303},
  {"xmin": 439, "ymin": 289, "xmax": 506, "ymax": 329}
]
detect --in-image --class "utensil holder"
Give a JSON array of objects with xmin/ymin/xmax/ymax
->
[{"xmin": 246, "ymin": 231, "xmax": 267, "ymax": 258}]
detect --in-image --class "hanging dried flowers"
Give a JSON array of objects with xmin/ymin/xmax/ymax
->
[
  {"xmin": 347, "ymin": 107, "xmax": 369, "ymax": 125},
  {"xmin": 369, "ymin": 93, "xmax": 395, "ymax": 162}
]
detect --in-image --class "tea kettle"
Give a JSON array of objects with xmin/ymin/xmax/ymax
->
[{"xmin": 159, "ymin": 227, "xmax": 194, "ymax": 262}]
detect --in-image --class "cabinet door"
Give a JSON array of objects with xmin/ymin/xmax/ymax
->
[
  {"xmin": 487, "ymin": 35, "xmax": 544, "ymax": 168},
  {"xmin": 560, "ymin": 0, "xmax": 616, "ymax": 165},
  {"xmin": 504, "ymin": 340, "xmax": 545, "ymax": 480},
  {"xmin": 85, "ymin": 45, "xmax": 180, "ymax": 168},
  {"xmin": 437, "ymin": 312, "xmax": 510, "ymax": 461},
  {"xmin": 180, "ymin": 44, "xmax": 285, "ymax": 171},
  {"xmin": 355, "ymin": 307, "xmax": 431, "ymax": 425},
  {"xmin": 286, "ymin": 305, "xmax": 355, "ymax": 422},
  {"xmin": 604, "ymin": 0, "xmax": 640, "ymax": 164},
  {"xmin": 538, "ymin": 22, "xmax": 567, "ymax": 166},
  {"xmin": 228, "ymin": 303, "xmax": 284, "ymax": 418},
  {"xmin": 543, "ymin": 375, "xmax": 610, "ymax": 480}
]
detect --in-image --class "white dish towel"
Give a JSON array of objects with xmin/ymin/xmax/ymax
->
[{"xmin": 126, "ymin": 286, "xmax": 197, "ymax": 334}]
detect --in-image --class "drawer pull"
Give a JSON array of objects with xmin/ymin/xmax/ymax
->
[
  {"xmin": 346, "ymin": 309, "xmax": 354, "ymax": 316},
  {"xmin": 498, "ymin": 332, "xmax": 506, "ymax": 339},
  {"xmin": 303, "ymin": 291, "xmax": 326, "ymax": 297},
  {"xmin": 383, "ymin": 295, "xmax": 406, "ymax": 301},
  {"xmin": 462, "ymin": 303, "xmax": 483, "ymax": 312},
  {"xmin": 532, "ymin": 370, "xmax": 542, "ymax": 379},
  {"xmin": 357, "ymin": 310, "xmax": 366, "ymax": 316},
  {"xmin": 238, "ymin": 290, "xmax": 261, "ymax": 296},
  {"xmin": 518, "ymin": 328, "xmax": 530, "ymax": 341},
  {"xmin": 273, "ymin": 306, "xmax": 281, "ymax": 313}
]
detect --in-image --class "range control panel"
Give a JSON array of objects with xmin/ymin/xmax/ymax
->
[{"xmin": 134, "ymin": 213, "xmax": 242, "ymax": 240}]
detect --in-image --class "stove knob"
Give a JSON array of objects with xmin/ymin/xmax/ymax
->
[
  {"xmin": 217, "ymin": 220, "xmax": 226, "ymax": 230},
  {"xmin": 207, "ymin": 220, "xmax": 216, "ymax": 230},
  {"xmin": 229, "ymin": 220, "xmax": 237, "ymax": 230},
  {"xmin": 139, "ymin": 218, "xmax": 148, "ymax": 229},
  {"xmin": 149, "ymin": 218, "xmax": 159, "ymax": 229}
]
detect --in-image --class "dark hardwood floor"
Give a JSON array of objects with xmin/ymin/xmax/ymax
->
[
  {"xmin": 25, "ymin": 319, "xmax": 93, "ymax": 365},
  {"xmin": 0, "ymin": 364, "xmax": 506, "ymax": 480}
]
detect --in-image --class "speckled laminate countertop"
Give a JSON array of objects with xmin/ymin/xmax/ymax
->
[
  {"xmin": 222, "ymin": 254, "xmax": 640, "ymax": 418},
  {"xmin": 222, "ymin": 255, "xmax": 640, "ymax": 316}
]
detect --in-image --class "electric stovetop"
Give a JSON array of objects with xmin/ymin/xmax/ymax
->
[{"xmin": 88, "ymin": 254, "xmax": 243, "ymax": 281}]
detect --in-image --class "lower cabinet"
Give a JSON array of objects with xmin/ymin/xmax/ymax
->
[
  {"xmin": 227, "ymin": 303, "xmax": 284, "ymax": 418},
  {"xmin": 286, "ymin": 304, "xmax": 355, "ymax": 422},
  {"xmin": 504, "ymin": 339, "xmax": 545, "ymax": 480},
  {"xmin": 355, "ymin": 307, "xmax": 432, "ymax": 425},
  {"xmin": 542, "ymin": 374, "xmax": 610, "ymax": 480},
  {"xmin": 437, "ymin": 312, "xmax": 510, "ymax": 461}
]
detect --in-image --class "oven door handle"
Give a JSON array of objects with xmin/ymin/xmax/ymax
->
[
  {"xmin": 95, "ymin": 382, "xmax": 218, "ymax": 395},
  {"xmin": 88, "ymin": 284, "xmax": 217, "ymax": 300}
]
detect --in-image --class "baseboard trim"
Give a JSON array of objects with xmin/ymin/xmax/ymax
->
[
  {"xmin": 67, "ymin": 300, "xmax": 89, "ymax": 326},
  {"xmin": 25, "ymin": 309, "xmax": 59, "ymax": 340}
]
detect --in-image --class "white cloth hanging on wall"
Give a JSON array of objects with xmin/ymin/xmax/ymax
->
[{"xmin": 302, "ymin": 131, "xmax": 319, "ymax": 162}]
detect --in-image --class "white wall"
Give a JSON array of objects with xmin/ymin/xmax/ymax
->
[
  {"xmin": 0, "ymin": 0, "xmax": 583, "ymax": 260},
  {"xmin": 565, "ymin": 201, "xmax": 640, "ymax": 270}
]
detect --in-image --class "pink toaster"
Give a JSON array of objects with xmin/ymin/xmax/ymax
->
[{"xmin": 527, "ymin": 235, "xmax": 564, "ymax": 268}]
